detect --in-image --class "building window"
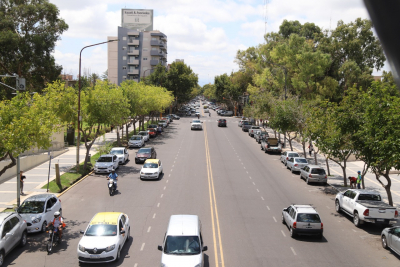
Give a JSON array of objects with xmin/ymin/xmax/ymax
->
[
  {"xmin": 143, "ymin": 48, "xmax": 148, "ymax": 51},
  {"xmin": 143, "ymin": 58, "xmax": 148, "ymax": 60},
  {"xmin": 123, "ymin": 56, "xmax": 127, "ymax": 60},
  {"xmin": 122, "ymin": 66, "xmax": 127, "ymax": 70},
  {"xmin": 151, "ymin": 57, "xmax": 158, "ymax": 60},
  {"xmin": 122, "ymin": 46, "xmax": 126, "ymax": 50},
  {"xmin": 123, "ymin": 37, "xmax": 127, "ymax": 41}
]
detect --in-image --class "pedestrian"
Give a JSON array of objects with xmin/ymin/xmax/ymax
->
[
  {"xmin": 20, "ymin": 170, "xmax": 26, "ymax": 195},
  {"xmin": 308, "ymin": 143, "xmax": 314, "ymax": 156},
  {"xmin": 157, "ymin": 125, "xmax": 162, "ymax": 135},
  {"xmin": 209, "ymin": 111, "xmax": 211, "ymax": 117},
  {"xmin": 356, "ymin": 171, "xmax": 362, "ymax": 189},
  {"xmin": 348, "ymin": 176, "xmax": 357, "ymax": 189}
]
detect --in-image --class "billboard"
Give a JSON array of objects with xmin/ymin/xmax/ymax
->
[{"xmin": 122, "ymin": 9, "xmax": 153, "ymax": 31}]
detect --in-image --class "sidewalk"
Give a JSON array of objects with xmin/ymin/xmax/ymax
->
[
  {"xmin": 263, "ymin": 128, "xmax": 400, "ymax": 208},
  {"xmin": 0, "ymin": 124, "xmax": 134, "ymax": 211}
]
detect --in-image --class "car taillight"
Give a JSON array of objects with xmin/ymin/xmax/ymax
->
[
  {"xmin": 321, "ymin": 223, "xmax": 323, "ymax": 229},
  {"xmin": 309, "ymin": 174, "xmax": 312, "ymax": 178},
  {"xmin": 286, "ymin": 157, "xmax": 289, "ymax": 160},
  {"xmin": 396, "ymin": 210, "xmax": 399, "ymax": 218},
  {"xmin": 363, "ymin": 209, "xmax": 369, "ymax": 216},
  {"xmin": 293, "ymin": 222, "xmax": 297, "ymax": 229},
  {"xmin": 294, "ymin": 164, "xmax": 298, "ymax": 167},
  {"xmin": 325, "ymin": 175, "xmax": 327, "ymax": 179}
]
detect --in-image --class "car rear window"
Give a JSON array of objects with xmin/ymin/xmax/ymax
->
[
  {"xmin": 295, "ymin": 158, "xmax": 308, "ymax": 163},
  {"xmin": 288, "ymin": 153, "xmax": 299, "ymax": 157},
  {"xmin": 311, "ymin": 168, "xmax": 326, "ymax": 175},
  {"xmin": 358, "ymin": 194, "xmax": 382, "ymax": 201},
  {"xmin": 297, "ymin": 213, "xmax": 321, "ymax": 223}
]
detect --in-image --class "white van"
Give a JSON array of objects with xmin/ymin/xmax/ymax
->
[{"xmin": 158, "ymin": 215, "xmax": 207, "ymax": 266}]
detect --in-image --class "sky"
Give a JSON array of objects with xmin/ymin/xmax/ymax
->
[{"xmin": 49, "ymin": 0, "xmax": 387, "ymax": 86}]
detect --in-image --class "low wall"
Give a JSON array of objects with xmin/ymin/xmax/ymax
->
[{"xmin": 0, "ymin": 149, "xmax": 68, "ymax": 184}]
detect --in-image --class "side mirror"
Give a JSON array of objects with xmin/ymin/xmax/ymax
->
[
  {"xmin": 202, "ymin": 246, "xmax": 208, "ymax": 252},
  {"xmin": 5, "ymin": 233, "xmax": 12, "ymax": 238},
  {"xmin": 120, "ymin": 230, "xmax": 125, "ymax": 234},
  {"xmin": 283, "ymin": 208, "xmax": 288, "ymax": 212},
  {"xmin": 157, "ymin": 245, "xmax": 163, "ymax": 251},
  {"xmin": 46, "ymin": 209, "xmax": 51, "ymax": 212},
  {"xmin": 80, "ymin": 230, "xmax": 85, "ymax": 234}
]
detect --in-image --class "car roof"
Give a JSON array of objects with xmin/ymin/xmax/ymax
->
[
  {"xmin": 90, "ymin": 212, "xmax": 122, "ymax": 225},
  {"xmin": 25, "ymin": 193, "xmax": 55, "ymax": 202},
  {"xmin": 144, "ymin": 159, "xmax": 159, "ymax": 164},
  {"xmin": 306, "ymin": 165, "xmax": 324, "ymax": 169},
  {"xmin": 111, "ymin": 147, "xmax": 125, "ymax": 150},
  {"xmin": 100, "ymin": 154, "xmax": 113, "ymax": 157},
  {"xmin": 293, "ymin": 205, "xmax": 318, "ymax": 214},
  {"xmin": 167, "ymin": 215, "xmax": 199, "ymax": 236},
  {"xmin": 346, "ymin": 189, "xmax": 380, "ymax": 194}
]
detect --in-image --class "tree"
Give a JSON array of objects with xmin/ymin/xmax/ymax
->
[
  {"xmin": 164, "ymin": 62, "xmax": 198, "ymax": 104},
  {"xmin": 0, "ymin": 0, "xmax": 68, "ymax": 99},
  {"xmin": 279, "ymin": 20, "xmax": 321, "ymax": 40}
]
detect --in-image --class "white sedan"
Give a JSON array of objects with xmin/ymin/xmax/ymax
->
[
  {"xmin": 191, "ymin": 119, "xmax": 203, "ymax": 130},
  {"xmin": 110, "ymin": 147, "xmax": 129, "ymax": 164},
  {"xmin": 140, "ymin": 159, "xmax": 163, "ymax": 180},
  {"xmin": 138, "ymin": 131, "xmax": 150, "ymax": 142},
  {"xmin": 77, "ymin": 212, "xmax": 130, "ymax": 263}
]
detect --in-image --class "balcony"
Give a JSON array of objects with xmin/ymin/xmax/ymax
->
[
  {"xmin": 128, "ymin": 40, "xmax": 139, "ymax": 46},
  {"xmin": 150, "ymin": 59, "xmax": 159, "ymax": 66},
  {"xmin": 127, "ymin": 69, "xmax": 139, "ymax": 75},
  {"xmin": 127, "ymin": 50, "xmax": 139, "ymax": 56},
  {"xmin": 150, "ymin": 50, "xmax": 166, "ymax": 57},
  {"xmin": 127, "ymin": 32, "xmax": 139, "ymax": 36},
  {"xmin": 127, "ymin": 60, "xmax": 139, "ymax": 65},
  {"xmin": 151, "ymin": 40, "xmax": 161, "ymax": 46}
]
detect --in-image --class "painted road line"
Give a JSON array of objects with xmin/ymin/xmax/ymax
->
[
  {"xmin": 281, "ymin": 230, "xmax": 286, "ymax": 237},
  {"xmin": 273, "ymin": 216, "xmax": 277, "ymax": 222},
  {"xmin": 157, "ymin": 203, "xmax": 160, "ymax": 207},
  {"xmin": 147, "ymin": 226, "xmax": 151, "ymax": 233},
  {"xmin": 261, "ymin": 197, "xmax": 264, "ymax": 201},
  {"xmin": 291, "ymin": 247, "xmax": 297, "ymax": 255},
  {"xmin": 164, "ymin": 186, "xmax": 166, "ymax": 190},
  {"xmin": 204, "ymin": 124, "xmax": 225, "ymax": 267},
  {"xmin": 257, "ymin": 189, "xmax": 260, "ymax": 192},
  {"xmin": 252, "ymin": 182, "xmax": 255, "ymax": 185},
  {"xmin": 134, "ymin": 264, "xmax": 137, "ymax": 267},
  {"xmin": 166, "ymin": 180, "xmax": 169, "ymax": 183},
  {"xmin": 153, "ymin": 213, "xmax": 156, "ymax": 219},
  {"xmin": 161, "ymin": 194, "xmax": 163, "ymax": 198},
  {"xmin": 140, "ymin": 243, "xmax": 145, "ymax": 251},
  {"xmin": 267, "ymin": 206, "xmax": 270, "ymax": 210},
  {"xmin": 169, "ymin": 174, "xmax": 171, "ymax": 177}
]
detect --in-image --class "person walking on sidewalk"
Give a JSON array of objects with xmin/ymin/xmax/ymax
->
[
  {"xmin": 20, "ymin": 170, "xmax": 26, "ymax": 195},
  {"xmin": 308, "ymin": 143, "xmax": 314, "ymax": 157},
  {"xmin": 356, "ymin": 171, "xmax": 362, "ymax": 189}
]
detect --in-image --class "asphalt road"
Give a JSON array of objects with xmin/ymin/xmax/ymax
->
[{"xmin": 5, "ymin": 107, "xmax": 400, "ymax": 267}]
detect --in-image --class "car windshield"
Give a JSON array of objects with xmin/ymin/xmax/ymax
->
[
  {"xmin": 97, "ymin": 157, "xmax": 112, "ymax": 162},
  {"xmin": 311, "ymin": 168, "xmax": 326, "ymax": 175},
  {"xmin": 295, "ymin": 158, "xmax": 308, "ymax": 163},
  {"xmin": 130, "ymin": 136, "xmax": 141, "ymax": 140},
  {"xmin": 164, "ymin": 236, "xmax": 201, "ymax": 255},
  {"xmin": 243, "ymin": 121, "xmax": 251, "ymax": 125},
  {"xmin": 110, "ymin": 150, "xmax": 123, "ymax": 155},
  {"xmin": 138, "ymin": 132, "xmax": 147, "ymax": 135},
  {"xmin": 85, "ymin": 224, "xmax": 118, "ymax": 236},
  {"xmin": 192, "ymin": 120, "xmax": 201, "ymax": 123},
  {"xmin": 18, "ymin": 201, "xmax": 45, "ymax": 214},
  {"xmin": 358, "ymin": 194, "xmax": 382, "ymax": 201},
  {"xmin": 143, "ymin": 163, "xmax": 158, "ymax": 168},
  {"xmin": 297, "ymin": 213, "xmax": 321, "ymax": 223},
  {"xmin": 138, "ymin": 148, "xmax": 151, "ymax": 153}
]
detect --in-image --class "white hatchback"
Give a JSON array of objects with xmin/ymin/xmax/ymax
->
[
  {"xmin": 280, "ymin": 151, "xmax": 300, "ymax": 166},
  {"xmin": 140, "ymin": 159, "xmax": 163, "ymax": 180},
  {"xmin": 110, "ymin": 147, "xmax": 129, "ymax": 165}
]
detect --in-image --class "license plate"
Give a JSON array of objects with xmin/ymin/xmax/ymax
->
[
  {"xmin": 90, "ymin": 255, "xmax": 100, "ymax": 259},
  {"xmin": 377, "ymin": 219, "xmax": 384, "ymax": 222}
]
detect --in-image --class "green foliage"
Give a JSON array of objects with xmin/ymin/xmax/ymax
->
[
  {"xmin": 164, "ymin": 62, "xmax": 198, "ymax": 104},
  {"xmin": 279, "ymin": 20, "xmax": 321, "ymax": 40}
]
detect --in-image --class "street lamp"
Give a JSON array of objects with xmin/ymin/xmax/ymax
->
[{"xmin": 76, "ymin": 39, "xmax": 118, "ymax": 170}]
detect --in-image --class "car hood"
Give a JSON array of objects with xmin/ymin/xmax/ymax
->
[
  {"xmin": 191, "ymin": 123, "xmax": 202, "ymax": 125},
  {"xmin": 129, "ymin": 139, "xmax": 142, "ymax": 143},
  {"xmin": 79, "ymin": 236, "xmax": 119, "ymax": 249},
  {"xmin": 136, "ymin": 153, "xmax": 150, "ymax": 158},
  {"xmin": 141, "ymin": 167, "xmax": 159, "ymax": 172},
  {"xmin": 95, "ymin": 162, "xmax": 113, "ymax": 167},
  {"xmin": 19, "ymin": 213, "xmax": 43, "ymax": 223},
  {"xmin": 161, "ymin": 253, "xmax": 202, "ymax": 267}
]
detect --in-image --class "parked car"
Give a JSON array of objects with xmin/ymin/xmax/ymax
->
[
  {"xmin": 300, "ymin": 165, "xmax": 327, "ymax": 185},
  {"xmin": 254, "ymin": 131, "xmax": 269, "ymax": 144},
  {"xmin": 171, "ymin": 114, "xmax": 180, "ymax": 120},
  {"xmin": 381, "ymin": 226, "xmax": 400, "ymax": 256},
  {"xmin": 159, "ymin": 120, "xmax": 168, "ymax": 128},
  {"xmin": 0, "ymin": 212, "xmax": 27, "ymax": 265},
  {"xmin": 221, "ymin": 110, "xmax": 233, "ymax": 116},
  {"xmin": 238, "ymin": 120, "xmax": 247, "ymax": 127},
  {"xmin": 286, "ymin": 157, "xmax": 308, "ymax": 173},
  {"xmin": 335, "ymin": 189, "xmax": 398, "ymax": 227},
  {"xmin": 94, "ymin": 154, "xmax": 119, "ymax": 173},
  {"xmin": 261, "ymin": 137, "xmax": 282, "ymax": 154},
  {"xmin": 148, "ymin": 128, "xmax": 157, "ymax": 138},
  {"xmin": 282, "ymin": 205, "xmax": 323, "ymax": 239},
  {"xmin": 109, "ymin": 147, "xmax": 129, "ymax": 165},
  {"xmin": 135, "ymin": 147, "xmax": 157, "ymax": 164},
  {"xmin": 77, "ymin": 212, "xmax": 130, "ymax": 263},
  {"xmin": 140, "ymin": 159, "xmax": 163, "ymax": 180},
  {"xmin": 217, "ymin": 109, "xmax": 226, "ymax": 115},
  {"xmin": 248, "ymin": 126, "xmax": 261, "ymax": 137},
  {"xmin": 128, "ymin": 135, "xmax": 145, "ymax": 148},
  {"xmin": 166, "ymin": 115, "xmax": 173, "ymax": 122},
  {"xmin": 138, "ymin": 131, "xmax": 150, "ymax": 142},
  {"xmin": 204, "ymin": 109, "xmax": 209, "ymax": 113},
  {"xmin": 218, "ymin": 119, "xmax": 227, "ymax": 127},
  {"xmin": 148, "ymin": 124, "xmax": 158, "ymax": 129},
  {"xmin": 241, "ymin": 121, "xmax": 252, "ymax": 132},
  {"xmin": 280, "ymin": 151, "xmax": 300, "ymax": 166},
  {"xmin": 17, "ymin": 194, "xmax": 61, "ymax": 233},
  {"xmin": 191, "ymin": 119, "xmax": 203, "ymax": 130}
]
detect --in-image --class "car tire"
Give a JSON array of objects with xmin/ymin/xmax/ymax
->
[
  {"xmin": 0, "ymin": 250, "xmax": 4, "ymax": 267},
  {"xmin": 290, "ymin": 167, "xmax": 294, "ymax": 173},
  {"xmin": 19, "ymin": 231, "xmax": 27, "ymax": 247},
  {"xmin": 41, "ymin": 221, "xmax": 47, "ymax": 233},
  {"xmin": 335, "ymin": 200, "xmax": 341, "ymax": 213},
  {"xmin": 382, "ymin": 235, "xmax": 388, "ymax": 249},
  {"xmin": 353, "ymin": 212, "xmax": 361, "ymax": 227},
  {"xmin": 290, "ymin": 227, "xmax": 296, "ymax": 238}
]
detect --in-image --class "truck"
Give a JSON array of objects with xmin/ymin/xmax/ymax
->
[
  {"xmin": 261, "ymin": 137, "xmax": 282, "ymax": 154},
  {"xmin": 335, "ymin": 189, "xmax": 398, "ymax": 227}
]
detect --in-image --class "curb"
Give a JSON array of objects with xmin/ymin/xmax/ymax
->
[{"xmin": 57, "ymin": 170, "xmax": 94, "ymax": 198}]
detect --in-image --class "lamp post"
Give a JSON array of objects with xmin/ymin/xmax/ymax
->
[{"xmin": 76, "ymin": 39, "xmax": 118, "ymax": 170}]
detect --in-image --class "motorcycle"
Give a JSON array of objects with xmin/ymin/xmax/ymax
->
[
  {"xmin": 46, "ymin": 224, "xmax": 61, "ymax": 254},
  {"xmin": 108, "ymin": 179, "xmax": 117, "ymax": 196}
]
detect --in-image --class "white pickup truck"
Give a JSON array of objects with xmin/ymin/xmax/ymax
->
[{"xmin": 335, "ymin": 189, "xmax": 398, "ymax": 227}]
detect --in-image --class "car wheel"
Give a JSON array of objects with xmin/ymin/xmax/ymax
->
[
  {"xmin": 290, "ymin": 167, "xmax": 294, "ymax": 173},
  {"xmin": 41, "ymin": 221, "xmax": 47, "ymax": 232},
  {"xmin": 353, "ymin": 212, "xmax": 361, "ymax": 227},
  {"xmin": 335, "ymin": 200, "xmax": 341, "ymax": 213},
  {"xmin": 20, "ymin": 231, "xmax": 27, "ymax": 247},
  {"xmin": 382, "ymin": 235, "xmax": 388, "ymax": 249},
  {"xmin": 290, "ymin": 227, "xmax": 296, "ymax": 238},
  {"xmin": 0, "ymin": 250, "xmax": 4, "ymax": 267}
]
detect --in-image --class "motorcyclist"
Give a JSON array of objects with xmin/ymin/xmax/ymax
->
[
  {"xmin": 47, "ymin": 211, "xmax": 64, "ymax": 239},
  {"xmin": 107, "ymin": 170, "xmax": 118, "ymax": 190}
]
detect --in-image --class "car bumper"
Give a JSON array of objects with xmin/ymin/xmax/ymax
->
[
  {"xmin": 291, "ymin": 166, "xmax": 302, "ymax": 172},
  {"xmin": 191, "ymin": 127, "xmax": 202, "ymax": 130},
  {"xmin": 308, "ymin": 177, "xmax": 327, "ymax": 183},
  {"xmin": 293, "ymin": 228, "xmax": 323, "ymax": 236},
  {"xmin": 129, "ymin": 143, "xmax": 142, "ymax": 147},
  {"xmin": 363, "ymin": 218, "xmax": 398, "ymax": 224},
  {"xmin": 267, "ymin": 148, "xmax": 282, "ymax": 153},
  {"xmin": 94, "ymin": 168, "xmax": 113, "ymax": 173},
  {"xmin": 27, "ymin": 224, "xmax": 42, "ymax": 233},
  {"xmin": 140, "ymin": 174, "xmax": 159, "ymax": 179},
  {"xmin": 78, "ymin": 250, "xmax": 117, "ymax": 263},
  {"xmin": 135, "ymin": 158, "xmax": 149, "ymax": 163}
]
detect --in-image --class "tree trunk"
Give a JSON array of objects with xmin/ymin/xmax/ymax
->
[
  {"xmin": 361, "ymin": 163, "xmax": 369, "ymax": 189},
  {"xmin": 82, "ymin": 125, "xmax": 100, "ymax": 172},
  {"xmin": 329, "ymin": 154, "xmax": 351, "ymax": 187},
  {"xmin": 377, "ymin": 171, "xmax": 393, "ymax": 206},
  {"xmin": 0, "ymin": 152, "xmax": 16, "ymax": 177},
  {"xmin": 325, "ymin": 158, "xmax": 331, "ymax": 176},
  {"xmin": 133, "ymin": 119, "xmax": 137, "ymax": 135},
  {"xmin": 302, "ymin": 141, "xmax": 306, "ymax": 159},
  {"xmin": 126, "ymin": 121, "xmax": 129, "ymax": 142},
  {"xmin": 313, "ymin": 151, "xmax": 318, "ymax": 165},
  {"xmin": 116, "ymin": 126, "xmax": 121, "ymax": 146}
]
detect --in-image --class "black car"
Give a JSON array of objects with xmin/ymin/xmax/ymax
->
[
  {"xmin": 218, "ymin": 119, "xmax": 227, "ymax": 127},
  {"xmin": 135, "ymin": 147, "xmax": 157, "ymax": 164}
]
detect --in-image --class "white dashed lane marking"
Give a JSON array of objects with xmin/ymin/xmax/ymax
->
[
  {"xmin": 153, "ymin": 213, "xmax": 156, "ymax": 219},
  {"xmin": 261, "ymin": 197, "xmax": 264, "ymax": 201},
  {"xmin": 140, "ymin": 243, "xmax": 145, "ymax": 251},
  {"xmin": 257, "ymin": 189, "xmax": 259, "ymax": 192},
  {"xmin": 252, "ymin": 182, "xmax": 255, "ymax": 185},
  {"xmin": 291, "ymin": 247, "xmax": 297, "ymax": 256},
  {"xmin": 273, "ymin": 217, "xmax": 277, "ymax": 222},
  {"xmin": 157, "ymin": 203, "xmax": 160, "ymax": 207},
  {"xmin": 161, "ymin": 194, "xmax": 163, "ymax": 198},
  {"xmin": 164, "ymin": 186, "xmax": 166, "ymax": 190},
  {"xmin": 267, "ymin": 206, "xmax": 270, "ymax": 210},
  {"xmin": 147, "ymin": 226, "xmax": 151, "ymax": 233},
  {"xmin": 281, "ymin": 230, "xmax": 286, "ymax": 237}
]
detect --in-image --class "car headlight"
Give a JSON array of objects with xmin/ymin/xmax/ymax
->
[
  {"xmin": 79, "ymin": 244, "xmax": 85, "ymax": 252},
  {"xmin": 105, "ymin": 244, "xmax": 116, "ymax": 252},
  {"xmin": 153, "ymin": 172, "xmax": 159, "ymax": 175},
  {"xmin": 31, "ymin": 216, "xmax": 42, "ymax": 224}
]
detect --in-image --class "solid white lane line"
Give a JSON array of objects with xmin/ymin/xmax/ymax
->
[
  {"xmin": 253, "ymin": 182, "xmax": 255, "ymax": 185},
  {"xmin": 261, "ymin": 197, "xmax": 264, "ymax": 201},
  {"xmin": 134, "ymin": 264, "xmax": 138, "ymax": 267},
  {"xmin": 157, "ymin": 203, "xmax": 160, "ymax": 207},
  {"xmin": 267, "ymin": 206, "xmax": 270, "ymax": 210},
  {"xmin": 161, "ymin": 194, "xmax": 163, "ymax": 198},
  {"xmin": 147, "ymin": 226, "xmax": 151, "ymax": 233},
  {"xmin": 169, "ymin": 174, "xmax": 171, "ymax": 177},
  {"xmin": 140, "ymin": 243, "xmax": 145, "ymax": 251},
  {"xmin": 153, "ymin": 213, "xmax": 156, "ymax": 219},
  {"xmin": 166, "ymin": 180, "xmax": 169, "ymax": 183},
  {"xmin": 281, "ymin": 230, "xmax": 286, "ymax": 237},
  {"xmin": 291, "ymin": 247, "xmax": 297, "ymax": 255},
  {"xmin": 273, "ymin": 216, "xmax": 277, "ymax": 222},
  {"xmin": 164, "ymin": 186, "xmax": 166, "ymax": 190}
]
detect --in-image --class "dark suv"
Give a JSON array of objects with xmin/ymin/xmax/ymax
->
[
  {"xmin": 218, "ymin": 119, "xmax": 227, "ymax": 127},
  {"xmin": 135, "ymin": 147, "xmax": 157, "ymax": 164}
]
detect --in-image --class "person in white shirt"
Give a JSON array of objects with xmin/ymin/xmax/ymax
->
[{"xmin": 47, "ymin": 211, "xmax": 64, "ymax": 239}]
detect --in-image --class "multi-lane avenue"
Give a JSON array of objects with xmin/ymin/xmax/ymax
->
[{"xmin": 5, "ymin": 107, "xmax": 400, "ymax": 266}]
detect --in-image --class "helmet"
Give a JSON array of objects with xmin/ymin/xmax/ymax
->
[
  {"xmin": 357, "ymin": 171, "xmax": 361, "ymax": 174},
  {"xmin": 54, "ymin": 211, "xmax": 60, "ymax": 218}
]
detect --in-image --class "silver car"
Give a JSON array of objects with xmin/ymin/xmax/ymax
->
[
  {"xmin": 0, "ymin": 212, "xmax": 28, "ymax": 265},
  {"xmin": 94, "ymin": 154, "xmax": 119, "ymax": 173},
  {"xmin": 300, "ymin": 165, "xmax": 327, "ymax": 185},
  {"xmin": 382, "ymin": 226, "xmax": 400, "ymax": 256},
  {"xmin": 282, "ymin": 205, "xmax": 323, "ymax": 239},
  {"xmin": 286, "ymin": 157, "xmax": 308, "ymax": 173},
  {"xmin": 280, "ymin": 151, "xmax": 300, "ymax": 166},
  {"xmin": 129, "ymin": 135, "xmax": 145, "ymax": 148}
]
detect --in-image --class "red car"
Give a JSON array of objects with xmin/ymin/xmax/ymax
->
[{"xmin": 148, "ymin": 128, "xmax": 157, "ymax": 138}]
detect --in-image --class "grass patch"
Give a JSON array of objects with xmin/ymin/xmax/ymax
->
[{"xmin": 42, "ymin": 152, "xmax": 100, "ymax": 193}]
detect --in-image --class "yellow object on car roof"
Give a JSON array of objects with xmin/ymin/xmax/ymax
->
[
  {"xmin": 145, "ymin": 159, "xmax": 159, "ymax": 164},
  {"xmin": 90, "ymin": 212, "xmax": 121, "ymax": 225}
]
